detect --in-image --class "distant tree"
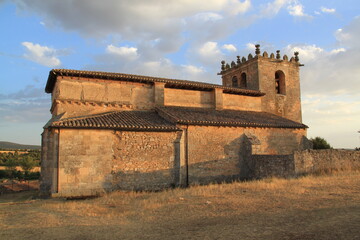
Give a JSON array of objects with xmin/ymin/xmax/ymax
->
[
  {"xmin": 310, "ymin": 137, "xmax": 332, "ymax": 149},
  {"xmin": 19, "ymin": 155, "xmax": 38, "ymax": 177},
  {"xmin": 4, "ymin": 157, "xmax": 18, "ymax": 179},
  {"xmin": 26, "ymin": 150, "xmax": 41, "ymax": 164},
  {"xmin": 4, "ymin": 158, "xmax": 17, "ymax": 172}
]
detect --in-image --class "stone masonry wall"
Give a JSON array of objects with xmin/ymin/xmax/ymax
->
[
  {"xmin": 111, "ymin": 131, "xmax": 180, "ymax": 191},
  {"xmin": 164, "ymin": 88, "xmax": 214, "ymax": 108},
  {"xmin": 258, "ymin": 58, "xmax": 302, "ymax": 123},
  {"xmin": 250, "ymin": 155, "xmax": 294, "ymax": 179},
  {"xmin": 294, "ymin": 149, "xmax": 360, "ymax": 174},
  {"xmin": 249, "ymin": 150, "xmax": 360, "ymax": 179},
  {"xmin": 52, "ymin": 128, "xmax": 180, "ymax": 197},
  {"xmin": 222, "ymin": 93, "xmax": 261, "ymax": 111},
  {"xmin": 221, "ymin": 56, "xmax": 302, "ymax": 123},
  {"xmin": 52, "ymin": 77, "xmax": 155, "ymax": 117},
  {"xmin": 40, "ymin": 128, "xmax": 59, "ymax": 196},
  {"xmin": 56, "ymin": 129, "xmax": 114, "ymax": 197},
  {"xmin": 187, "ymin": 125, "xmax": 306, "ymax": 185},
  {"xmin": 222, "ymin": 59, "xmax": 259, "ymax": 91},
  {"xmin": 52, "ymin": 77, "xmax": 267, "ymax": 118}
]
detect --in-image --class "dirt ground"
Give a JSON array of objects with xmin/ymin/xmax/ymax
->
[
  {"xmin": 0, "ymin": 171, "xmax": 359, "ymax": 240},
  {"xmin": 0, "ymin": 180, "xmax": 39, "ymax": 194}
]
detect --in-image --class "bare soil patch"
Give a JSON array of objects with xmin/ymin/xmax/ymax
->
[
  {"xmin": 0, "ymin": 180, "xmax": 39, "ymax": 194},
  {"xmin": 0, "ymin": 172, "xmax": 359, "ymax": 240}
]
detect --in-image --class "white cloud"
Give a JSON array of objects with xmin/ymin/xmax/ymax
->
[
  {"xmin": 193, "ymin": 12, "xmax": 223, "ymax": 22},
  {"xmin": 182, "ymin": 64, "xmax": 205, "ymax": 75},
  {"xmin": 13, "ymin": 0, "xmax": 252, "ymax": 38},
  {"xmin": 282, "ymin": 17, "xmax": 360, "ymax": 148},
  {"xmin": 222, "ymin": 44, "xmax": 237, "ymax": 52},
  {"xmin": 334, "ymin": 19, "xmax": 360, "ymax": 48},
  {"xmin": 13, "ymin": 0, "xmax": 256, "ymax": 64},
  {"xmin": 260, "ymin": 0, "xmax": 311, "ymax": 19},
  {"xmin": 287, "ymin": 3, "xmax": 305, "ymax": 17},
  {"xmin": 0, "ymin": 85, "xmax": 51, "ymax": 145},
  {"xmin": 285, "ymin": 17, "xmax": 360, "ymax": 148},
  {"xmin": 335, "ymin": 29, "xmax": 350, "ymax": 43},
  {"xmin": 22, "ymin": 42, "xmax": 62, "ymax": 67},
  {"xmin": 284, "ymin": 44, "xmax": 324, "ymax": 62},
  {"xmin": 106, "ymin": 45, "xmax": 138, "ymax": 61},
  {"xmin": 90, "ymin": 48, "xmax": 214, "ymax": 83},
  {"xmin": 225, "ymin": 0, "xmax": 251, "ymax": 16},
  {"xmin": 199, "ymin": 42, "xmax": 222, "ymax": 58},
  {"xmin": 246, "ymin": 43, "xmax": 256, "ymax": 51},
  {"xmin": 287, "ymin": 1, "xmax": 312, "ymax": 19},
  {"xmin": 0, "ymin": 85, "xmax": 50, "ymax": 123},
  {"xmin": 302, "ymin": 95, "xmax": 360, "ymax": 148},
  {"xmin": 330, "ymin": 48, "xmax": 346, "ymax": 55},
  {"xmin": 283, "ymin": 17, "xmax": 360, "ymax": 97},
  {"xmin": 321, "ymin": 7, "xmax": 336, "ymax": 14},
  {"xmin": 260, "ymin": 0, "xmax": 290, "ymax": 17}
]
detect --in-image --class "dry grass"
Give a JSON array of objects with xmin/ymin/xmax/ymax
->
[{"xmin": 1, "ymin": 171, "xmax": 360, "ymax": 240}]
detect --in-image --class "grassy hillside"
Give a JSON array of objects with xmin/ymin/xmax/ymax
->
[
  {"xmin": 0, "ymin": 171, "xmax": 359, "ymax": 239},
  {"xmin": 0, "ymin": 141, "xmax": 40, "ymax": 150}
]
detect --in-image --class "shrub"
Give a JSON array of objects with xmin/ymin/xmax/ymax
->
[
  {"xmin": 0, "ymin": 169, "xmax": 10, "ymax": 179},
  {"xmin": 4, "ymin": 158, "xmax": 18, "ymax": 172},
  {"xmin": 19, "ymin": 155, "xmax": 38, "ymax": 173},
  {"xmin": 26, "ymin": 171, "xmax": 40, "ymax": 180},
  {"xmin": 310, "ymin": 137, "xmax": 332, "ymax": 149}
]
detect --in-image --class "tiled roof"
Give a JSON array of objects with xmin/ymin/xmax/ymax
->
[
  {"xmin": 157, "ymin": 107, "xmax": 308, "ymax": 129},
  {"xmin": 48, "ymin": 107, "xmax": 307, "ymax": 131},
  {"xmin": 50, "ymin": 111, "xmax": 179, "ymax": 131},
  {"xmin": 45, "ymin": 69, "xmax": 265, "ymax": 96}
]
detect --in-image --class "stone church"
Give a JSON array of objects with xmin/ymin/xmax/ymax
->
[{"xmin": 40, "ymin": 45, "xmax": 309, "ymax": 197}]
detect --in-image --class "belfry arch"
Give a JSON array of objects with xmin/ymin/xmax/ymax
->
[
  {"xmin": 240, "ymin": 72, "xmax": 247, "ymax": 88},
  {"xmin": 275, "ymin": 70, "xmax": 285, "ymax": 94},
  {"xmin": 232, "ymin": 76, "xmax": 238, "ymax": 87}
]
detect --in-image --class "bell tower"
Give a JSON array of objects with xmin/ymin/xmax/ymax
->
[{"xmin": 219, "ymin": 44, "xmax": 303, "ymax": 123}]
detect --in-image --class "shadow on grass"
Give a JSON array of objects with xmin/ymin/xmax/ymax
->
[{"xmin": 0, "ymin": 190, "xmax": 39, "ymax": 204}]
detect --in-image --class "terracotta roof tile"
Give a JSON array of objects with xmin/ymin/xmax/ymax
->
[
  {"xmin": 157, "ymin": 107, "xmax": 308, "ymax": 129},
  {"xmin": 46, "ymin": 69, "xmax": 264, "ymax": 96},
  {"xmin": 49, "ymin": 107, "xmax": 307, "ymax": 131},
  {"xmin": 50, "ymin": 111, "xmax": 179, "ymax": 131}
]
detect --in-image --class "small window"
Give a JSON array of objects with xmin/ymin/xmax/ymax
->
[
  {"xmin": 275, "ymin": 70, "xmax": 285, "ymax": 94},
  {"xmin": 240, "ymin": 72, "xmax": 247, "ymax": 88},
  {"xmin": 232, "ymin": 76, "xmax": 238, "ymax": 87}
]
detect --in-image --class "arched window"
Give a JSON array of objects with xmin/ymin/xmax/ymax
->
[
  {"xmin": 240, "ymin": 72, "xmax": 247, "ymax": 88},
  {"xmin": 275, "ymin": 70, "xmax": 285, "ymax": 94},
  {"xmin": 232, "ymin": 76, "xmax": 238, "ymax": 87}
]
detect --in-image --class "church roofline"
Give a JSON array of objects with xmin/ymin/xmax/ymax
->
[
  {"xmin": 219, "ymin": 44, "xmax": 304, "ymax": 75},
  {"xmin": 48, "ymin": 110, "xmax": 180, "ymax": 132},
  {"xmin": 47, "ymin": 107, "xmax": 308, "ymax": 131},
  {"xmin": 45, "ymin": 69, "xmax": 265, "ymax": 97},
  {"xmin": 157, "ymin": 106, "xmax": 308, "ymax": 129}
]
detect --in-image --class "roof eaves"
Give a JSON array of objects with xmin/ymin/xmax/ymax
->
[
  {"xmin": 175, "ymin": 119, "xmax": 307, "ymax": 129},
  {"xmin": 45, "ymin": 69, "xmax": 265, "ymax": 96}
]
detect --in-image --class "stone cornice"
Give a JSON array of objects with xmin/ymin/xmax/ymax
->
[{"xmin": 50, "ymin": 99, "xmax": 132, "ymax": 113}]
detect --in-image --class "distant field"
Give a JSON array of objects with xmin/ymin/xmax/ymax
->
[
  {"xmin": 0, "ymin": 141, "xmax": 40, "ymax": 150},
  {"xmin": 0, "ymin": 166, "xmax": 40, "ymax": 172},
  {"xmin": 0, "ymin": 171, "xmax": 359, "ymax": 240}
]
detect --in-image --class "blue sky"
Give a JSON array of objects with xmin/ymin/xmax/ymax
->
[{"xmin": 0, "ymin": 0, "xmax": 359, "ymax": 148}]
